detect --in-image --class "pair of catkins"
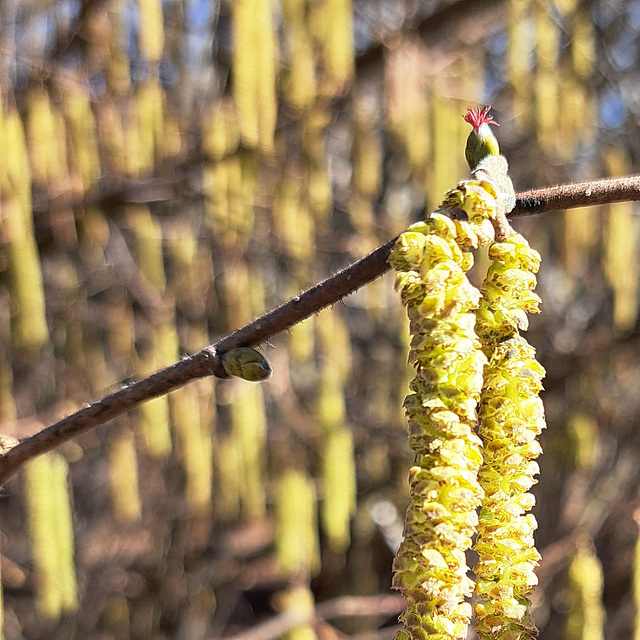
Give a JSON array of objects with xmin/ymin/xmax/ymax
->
[{"xmin": 390, "ymin": 108, "xmax": 546, "ymax": 640}]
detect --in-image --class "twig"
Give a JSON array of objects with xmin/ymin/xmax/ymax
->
[
  {"xmin": 221, "ymin": 594, "xmax": 406, "ymax": 640},
  {"xmin": 1, "ymin": 176, "xmax": 640, "ymax": 485}
]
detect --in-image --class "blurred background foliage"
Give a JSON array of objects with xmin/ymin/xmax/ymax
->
[{"xmin": 1, "ymin": 0, "xmax": 640, "ymax": 639}]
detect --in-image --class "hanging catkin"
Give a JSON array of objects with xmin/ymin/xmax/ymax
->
[
  {"xmin": 473, "ymin": 234, "xmax": 545, "ymax": 640},
  {"xmin": 390, "ymin": 210, "xmax": 493, "ymax": 640},
  {"xmin": 391, "ymin": 107, "xmax": 546, "ymax": 640}
]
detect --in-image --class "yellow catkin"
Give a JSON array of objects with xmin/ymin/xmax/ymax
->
[
  {"xmin": 138, "ymin": 0, "xmax": 164, "ymax": 63},
  {"xmin": 507, "ymin": 0, "xmax": 534, "ymax": 129},
  {"xmin": 390, "ymin": 212, "xmax": 489, "ymax": 640},
  {"xmin": 565, "ymin": 539, "xmax": 606, "ymax": 640},
  {"xmin": 429, "ymin": 94, "xmax": 464, "ymax": 212},
  {"xmin": 0, "ymin": 348, "xmax": 16, "ymax": 425},
  {"xmin": 238, "ymin": 151, "xmax": 258, "ymax": 244},
  {"xmin": 316, "ymin": 306, "xmax": 352, "ymax": 384},
  {"xmin": 353, "ymin": 94, "xmax": 382, "ymax": 198},
  {"xmin": 106, "ymin": 50, "xmax": 132, "ymax": 96},
  {"xmin": 136, "ymin": 76, "xmax": 164, "ymax": 171},
  {"xmin": 63, "ymin": 81, "xmax": 101, "ymax": 190},
  {"xmin": 108, "ymin": 422, "xmax": 142, "ymax": 522},
  {"xmin": 123, "ymin": 106, "xmax": 146, "ymax": 177},
  {"xmin": 49, "ymin": 455, "xmax": 78, "ymax": 612},
  {"xmin": 633, "ymin": 512, "xmax": 640, "ymax": 640},
  {"xmin": 203, "ymin": 99, "xmax": 240, "ymax": 160},
  {"xmin": 289, "ymin": 317, "xmax": 316, "ymax": 363},
  {"xmin": 274, "ymin": 170, "xmax": 316, "ymax": 263},
  {"xmin": 318, "ymin": 0, "xmax": 354, "ymax": 93},
  {"xmin": 307, "ymin": 163, "xmax": 332, "ymax": 223},
  {"xmin": 165, "ymin": 222, "xmax": 213, "ymax": 318},
  {"xmin": 222, "ymin": 259, "xmax": 252, "ymax": 328},
  {"xmin": 153, "ymin": 321, "xmax": 180, "ymax": 369},
  {"xmin": 24, "ymin": 454, "xmax": 60, "ymax": 619},
  {"xmin": 171, "ymin": 385, "xmax": 213, "ymax": 514},
  {"xmin": 24, "ymin": 453, "xmax": 78, "ymax": 619},
  {"xmin": 107, "ymin": 293, "xmax": 136, "ymax": 367},
  {"xmin": 348, "ymin": 193, "xmax": 376, "ymax": 237},
  {"xmin": 102, "ymin": 595, "xmax": 131, "ymax": 637},
  {"xmin": 5, "ymin": 198, "xmax": 49, "ymax": 352},
  {"xmin": 215, "ymin": 434, "xmax": 242, "ymax": 522},
  {"xmin": 571, "ymin": 8, "xmax": 595, "ymax": 80},
  {"xmin": 603, "ymin": 147, "xmax": 638, "ymax": 331},
  {"xmin": 256, "ymin": 0, "xmax": 277, "ymax": 153},
  {"xmin": 473, "ymin": 230, "xmax": 545, "ymax": 640},
  {"xmin": 282, "ymin": 0, "xmax": 317, "ymax": 110},
  {"xmin": 96, "ymin": 100, "xmax": 126, "ymax": 172},
  {"xmin": 391, "ymin": 143, "xmax": 526, "ymax": 639},
  {"xmin": 275, "ymin": 586, "xmax": 318, "ymax": 640},
  {"xmin": 232, "ymin": 0, "xmax": 259, "ymax": 145},
  {"xmin": 534, "ymin": 2, "xmax": 560, "ymax": 151},
  {"xmin": 128, "ymin": 204, "xmax": 167, "ymax": 292},
  {"xmin": 25, "ymin": 91, "xmax": 58, "ymax": 184},
  {"xmin": 229, "ymin": 381, "xmax": 267, "ymax": 520},
  {"xmin": 567, "ymin": 414, "xmax": 599, "ymax": 471},
  {"xmin": 384, "ymin": 39, "xmax": 430, "ymax": 174},
  {"xmin": 203, "ymin": 160, "xmax": 228, "ymax": 237},
  {"xmin": 315, "ymin": 365, "xmax": 346, "ymax": 432},
  {"xmin": 136, "ymin": 347, "xmax": 173, "ymax": 457},
  {"xmin": 321, "ymin": 427, "xmax": 357, "ymax": 552},
  {"xmin": 2, "ymin": 107, "xmax": 48, "ymax": 351},
  {"xmin": 275, "ymin": 469, "xmax": 321, "ymax": 576}
]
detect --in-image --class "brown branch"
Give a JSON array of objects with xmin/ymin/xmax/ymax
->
[
  {"xmin": 222, "ymin": 594, "xmax": 406, "ymax": 640},
  {"xmin": 514, "ymin": 175, "xmax": 640, "ymax": 216},
  {"xmin": 1, "ymin": 176, "xmax": 640, "ymax": 486}
]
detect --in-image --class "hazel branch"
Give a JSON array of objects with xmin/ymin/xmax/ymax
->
[{"xmin": 1, "ymin": 176, "xmax": 639, "ymax": 486}]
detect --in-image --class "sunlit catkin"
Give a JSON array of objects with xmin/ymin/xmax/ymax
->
[
  {"xmin": 137, "ymin": 346, "xmax": 173, "ymax": 458},
  {"xmin": 171, "ymin": 385, "xmax": 213, "ymax": 514},
  {"xmin": 315, "ymin": 357, "xmax": 356, "ymax": 551},
  {"xmin": 389, "ymin": 212, "xmax": 488, "ymax": 640},
  {"xmin": 63, "ymin": 81, "xmax": 101, "ymax": 190},
  {"xmin": 24, "ymin": 452, "xmax": 78, "ymax": 619},
  {"xmin": 275, "ymin": 469, "xmax": 321, "ymax": 576},
  {"xmin": 473, "ymin": 233, "xmax": 545, "ymax": 639},
  {"xmin": 282, "ymin": 0, "xmax": 317, "ymax": 110},
  {"xmin": 232, "ymin": 0, "xmax": 277, "ymax": 151},
  {"xmin": 317, "ymin": 0, "xmax": 354, "ymax": 93},
  {"xmin": 108, "ymin": 421, "xmax": 142, "ymax": 522},
  {"xmin": 136, "ymin": 76, "xmax": 164, "ymax": 171},
  {"xmin": 565, "ymin": 538, "xmax": 605, "ymax": 640},
  {"xmin": 229, "ymin": 381, "xmax": 267, "ymax": 520},
  {"xmin": 275, "ymin": 586, "xmax": 318, "ymax": 640},
  {"xmin": 50, "ymin": 455, "xmax": 78, "ymax": 612},
  {"xmin": 603, "ymin": 147, "xmax": 638, "ymax": 332},
  {"xmin": 633, "ymin": 511, "xmax": 640, "ymax": 640},
  {"xmin": 3, "ymin": 109, "xmax": 49, "ymax": 351},
  {"xmin": 138, "ymin": 0, "xmax": 164, "ymax": 63}
]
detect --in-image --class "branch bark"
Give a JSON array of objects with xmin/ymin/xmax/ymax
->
[{"xmin": 1, "ymin": 176, "xmax": 639, "ymax": 486}]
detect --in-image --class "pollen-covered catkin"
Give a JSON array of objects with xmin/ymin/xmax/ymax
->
[
  {"xmin": 473, "ymin": 233, "xmax": 546, "ymax": 640},
  {"xmin": 389, "ymin": 212, "xmax": 488, "ymax": 640}
]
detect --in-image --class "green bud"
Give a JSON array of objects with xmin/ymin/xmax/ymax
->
[{"xmin": 222, "ymin": 347, "xmax": 272, "ymax": 382}]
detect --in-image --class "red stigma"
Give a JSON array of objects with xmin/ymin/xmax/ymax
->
[{"xmin": 463, "ymin": 106, "xmax": 500, "ymax": 130}]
